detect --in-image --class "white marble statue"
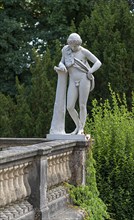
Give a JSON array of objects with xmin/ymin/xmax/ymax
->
[{"xmin": 49, "ymin": 33, "xmax": 102, "ymax": 135}]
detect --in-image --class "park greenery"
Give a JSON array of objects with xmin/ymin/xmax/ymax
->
[
  {"xmin": 89, "ymin": 89, "xmax": 134, "ymax": 220},
  {"xmin": 69, "ymin": 89, "xmax": 134, "ymax": 220},
  {"xmin": 0, "ymin": 0, "xmax": 134, "ymax": 219}
]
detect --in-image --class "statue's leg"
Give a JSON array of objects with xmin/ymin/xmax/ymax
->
[
  {"xmin": 78, "ymin": 77, "xmax": 91, "ymax": 134},
  {"xmin": 67, "ymin": 79, "xmax": 79, "ymax": 134}
]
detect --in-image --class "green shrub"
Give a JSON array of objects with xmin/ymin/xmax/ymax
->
[{"xmin": 86, "ymin": 87, "xmax": 134, "ymax": 220}]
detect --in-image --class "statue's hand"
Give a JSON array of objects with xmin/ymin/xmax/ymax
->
[
  {"xmin": 87, "ymin": 69, "xmax": 93, "ymax": 80},
  {"xmin": 59, "ymin": 62, "xmax": 67, "ymax": 72}
]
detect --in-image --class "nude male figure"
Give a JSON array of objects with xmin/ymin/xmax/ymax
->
[{"xmin": 58, "ymin": 33, "xmax": 102, "ymax": 134}]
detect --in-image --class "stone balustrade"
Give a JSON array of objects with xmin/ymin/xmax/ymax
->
[
  {"xmin": 0, "ymin": 162, "xmax": 31, "ymax": 208},
  {"xmin": 0, "ymin": 139, "xmax": 90, "ymax": 220},
  {"xmin": 0, "ymin": 152, "xmax": 35, "ymax": 220},
  {"xmin": 47, "ymin": 151, "xmax": 72, "ymax": 188}
]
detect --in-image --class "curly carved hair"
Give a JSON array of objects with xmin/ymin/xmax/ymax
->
[{"xmin": 67, "ymin": 33, "xmax": 82, "ymax": 45}]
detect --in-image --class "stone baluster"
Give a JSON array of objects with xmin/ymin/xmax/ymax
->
[
  {"xmin": 59, "ymin": 153, "xmax": 65, "ymax": 182},
  {"xmin": 62, "ymin": 152, "xmax": 68, "ymax": 181},
  {"xmin": 13, "ymin": 165, "xmax": 22, "ymax": 201},
  {"xmin": 66, "ymin": 151, "xmax": 72, "ymax": 180},
  {"xmin": 51, "ymin": 155, "xmax": 58, "ymax": 185},
  {"xmin": 47, "ymin": 156, "xmax": 53, "ymax": 188},
  {"xmin": 18, "ymin": 164, "xmax": 27, "ymax": 199},
  {"xmin": 60, "ymin": 153, "xmax": 65, "ymax": 182},
  {"xmin": 8, "ymin": 167, "xmax": 16, "ymax": 204},
  {"xmin": 55, "ymin": 155, "xmax": 61, "ymax": 185},
  {"xmin": 56, "ymin": 154, "xmax": 62, "ymax": 183},
  {"xmin": 23, "ymin": 162, "xmax": 31, "ymax": 197},
  {"xmin": 51, "ymin": 156, "xmax": 55, "ymax": 185},
  {"xmin": 3, "ymin": 168, "xmax": 12, "ymax": 205},
  {"xmin": 0, "ymin": 169, "xmax": 6, "ymax": 207}
]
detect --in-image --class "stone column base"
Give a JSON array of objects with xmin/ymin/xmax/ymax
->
[{"xmin": 46, "ymin": 134, "xmax": 90, "ymax": 141}]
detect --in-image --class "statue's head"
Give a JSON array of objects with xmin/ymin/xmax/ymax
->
[
  {"xmin": 67, "ymin": 33, "xmax": 82, "ymax": 51},
  {"xmin": 67, "ymin": 33, "xmax": 82, "ymax": 45}
]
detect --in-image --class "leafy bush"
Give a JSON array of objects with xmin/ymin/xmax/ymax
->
[{"xmin": 86, "ymin": 87, "xmax": 134, "ymax": 220}]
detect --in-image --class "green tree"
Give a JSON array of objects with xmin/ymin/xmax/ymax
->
[
  {"xmin": 0, "ymin": 0, "xmax": 96, "ymax": 95},
  {"xmin": 28, "ymin": 50, "xmax": 55, "ymax": 137},
  {"xmin": 79, "ymin": 0, "xmax": 134, "ymax": 105},
  {"xmin": 0, "ymin": 0, "xmax": 33, "ymax": 94},
  {"xmin": 12, "ymin": 77, "xmax": 33, "ymax": 137},
  {"xmin": 1, "ymin": 0, "xmax": 133, "ymax": 101},
  {"xmin": 0, "ymin": 93, "xmax": 14, "ymax": 137}
]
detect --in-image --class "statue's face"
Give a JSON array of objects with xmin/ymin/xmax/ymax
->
[{"xmin": 69, "ymin": 42, "xmax": 80, "ymax": 52}]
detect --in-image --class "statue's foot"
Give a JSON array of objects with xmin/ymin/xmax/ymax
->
[
  {"xmin": 70, "ymin": 127, "xmax": 78, "ymax": 135},
  {"xmin": 77, "ymin": 128, "xmax": 84, "ymax": 135}
]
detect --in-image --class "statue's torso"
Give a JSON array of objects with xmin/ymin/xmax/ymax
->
[
  {"xmin": 62, "ymin": 45, "xmax": 90, "ymax": 82},
  {"xmin": 68, "ymin": 48, "xmax": 89, "ymax": 81}
]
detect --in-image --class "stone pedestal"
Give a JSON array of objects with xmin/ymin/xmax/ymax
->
[{"xmin": 46, "ymin": 134, "xmax": 90, "ymax": 141}]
